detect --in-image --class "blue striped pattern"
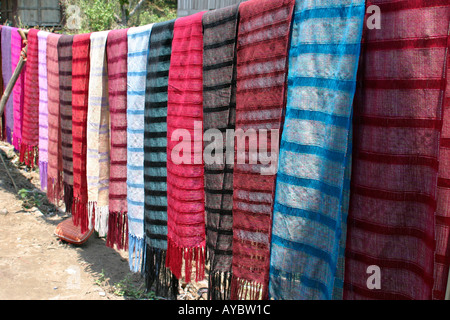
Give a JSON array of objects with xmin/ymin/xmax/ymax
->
[
  {"xmin": 268, "ymin": 0, "xmax": 364, "ymax": 300},
  {"xmin": 127, "ymin": 24, "xmax": 153, "ymax": 272}
]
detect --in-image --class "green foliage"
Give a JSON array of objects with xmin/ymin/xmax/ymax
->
[
  {"xmin": 18, "ymin": 188, "xmax": 45, "ymax": 209},
  {"xmin": 61, "ymin": 0, "xmax": 177, "ymax": 34},
  {"xmin": 113, "ymin": 274, "xmax": 158, "ymax": 300}
]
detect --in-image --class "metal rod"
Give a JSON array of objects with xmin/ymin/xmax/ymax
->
[{"xmin": 0, "ymin": 29, "xmax": 28, "ymax": 118}]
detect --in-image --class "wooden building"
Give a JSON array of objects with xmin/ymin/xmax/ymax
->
[
  {"xmin": 177, "ymin": 0, "xmax": 248, "ymax": 17},
  {"xmin": 1, "ymin": 0, "xmax": 62, "ymax": 27}
]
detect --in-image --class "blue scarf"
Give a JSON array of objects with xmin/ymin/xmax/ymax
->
[{"xmin": 269, "ymin": 0, "xmax": 365, "ymax": 300}]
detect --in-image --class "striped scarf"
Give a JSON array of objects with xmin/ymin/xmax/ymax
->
[
  {"xmin": 166, "ymin": 11, "xmax": 206, "ymax": 284},
  {"xmin": 21, "ymin": 29, "xmax": 40, "ymax": 167},
  {"xmin": 46, "ymin": 33, "xmax": 63, "ymax": 205},
  {"xmin": 38, "ymin": 31, "xmax": 50, "ymax": 191},
  {"xmin": 1, "ymin": 26, "xmax": 13, "ymax": 144},
  {"xmin": 127, "ymin": 24, "xmax": 153, "ymax": 272},
  {"xmin": 143, "ymin": 19, "xmax": 178, "ymax": 297},
  {"xmin": 72, "ymin": 33, "xmax": 91, "ymax": 233},
  {"xmin": 230, "ymin": 0, "xmax": 294, "ymax": 300},
  {"xmin": 11, "ymin": 27, "xmax": 25, "ymax": 152},
  {"xmin": 344, "ymin": 0, "xmax": 450, "ymax": 300},
  {"xmin": 268, "ymin": 0, "xmax": 364, "ymax": 300},
  {"xmin": 87, "ymin": 31, "xmax": 110, "ymax": 237},
  {"xmin": 202, "ymin": 4, "xmax": 239, "ymax": 300},
  {"xmin": 58, "ymin": 35, "xmax": 74, "ymax": 213},
  {"xmin": 106, "ymin": 28, "xmax": 129, "ymax": 250}
]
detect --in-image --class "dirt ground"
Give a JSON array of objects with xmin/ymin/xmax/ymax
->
[{"xmin": 0, "ymin": 142, "xmax": 206, "ymax": 300}]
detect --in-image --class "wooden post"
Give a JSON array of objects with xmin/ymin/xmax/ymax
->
[{"xmin": 0, "ymin": 28, "xmax": 29, "ymax": 118}]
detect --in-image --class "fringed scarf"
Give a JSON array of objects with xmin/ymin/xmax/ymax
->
[
  {"xmin": 268, "ymin": 0, "xmax": 364, "ymax": 300},
  {"xmin": 46, "ymin": 33, "xmax": 63, "ymax": 205},
  {"xmin": 11, "ymin": 27, "xmax": 25, "ymax": 152},
  {"xmin": 0, "ymin": 26, "xmax": 3, "ymax": 141},
  {"xmin": 202, "ymin": 4, "xmax": 239, "ymax": 300},
  {"xmin": 38, "ymin": 31, "xmax": 50, "ymax": 191},
  {"xmin": 344, "ymin": 0, "xmax": 450, "ymax": 300},
  {"xmin": 1, "ymin": 26, "xmax": 13, "ymax": 144},
  {"xmin": 106, "ymin": 28, "xmax": 129, "ymax": 250},
  {"xmin": 230, "ymin": 0, "xmax": 294, "ymax": 300},
  {"xmin": 166, "ymin": 11, "xmax": 206, "ymax": 284},
  {"xmin": 21, "ymin": 29, "xmax": 40, "ymax": 167},
  {"xmin": 87, "ymin": 31, "xmax": 111, "ymax": 237},
  {"xmin": 58, "ymin": 35, "xmax": 75, "ymax": 213},
  {"xmin": 72, "ymin": 33, "xmax": 91, "ymax": 233},
  {"xmin": 127, "ymin": 24, "xmax": 153, "ymax": 272},
  {"xmin": 143, "ymin": 19, "xmax": 178, "ymax": 298}
]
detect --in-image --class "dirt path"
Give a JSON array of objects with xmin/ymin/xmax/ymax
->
[{"xmin": 0, "ymin": 142, "xmax": 141, "ymax": 300}]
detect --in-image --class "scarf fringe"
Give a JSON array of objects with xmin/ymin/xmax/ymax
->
[
  {"xmin": 19, "ymin": 143, "xmax": 37, "ymax": 168},
  {"xmin": 47, "ymin": 176, "xmax": 63, "ymax": 206},
  {"xmin": 63, "ymin": 183, "xmax": 73, "ymax": 214},
  {"xmin": 129, "ymin": 234, "xmax": 145, "ymax": 273},
  {"xmin": 106, "ymin": 211, "xmax": 129, "ymax": 250},
  {"xmin": 39, "ymin": 161, "xmax": 48, "ymax": 191},
  {"xmin": 93, "ymin": 205, "xmax": 109, "ymax": 237},
  {"xmin": 72, "ymin": 198, "xmax": 89, "ymax": 233},
  {"xmin": 12, "ymin": 136, "xmax": 21, "ymax": 153},
  {"xmin": 230, "ymin": 276, "xmax": 266, "ymax": 300},
  {"xmin": 166, "ymin": 237, "xmax": 205, "ymax": 283},
  {"xmin": 208, "ymin": 271, "xmax": 232, "ymax": 300},
  {"xmin": 144, "ymin": 245, "xmax": 179, "ymax": 299}
]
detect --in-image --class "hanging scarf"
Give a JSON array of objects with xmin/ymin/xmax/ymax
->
[
  {"xmin": 0, "ymin": 26, "xmax": 3, "ymax": 141},
  {"xmin": 268, "ymin": 0, "xmax": 364, "ymax": 300},
  {"xmin": 344, "ymin": 0, "xmax": 450, "ymax": 300},
  {"xmin": 106, "ymin": 28, "xmax": 129, "ymax": 250},
  {"xmin": 46, "ymin": 33, "xmax": 63, "ymax": 205},
  {"xmin": 143, "ymin": 19, "xmax": 178, "ymax": 298},
  {"xmin": 38, "ymin": 31, "xmax": 50, "ymax": 191},
  {"xmin": 58, "ymin": 35, "xmax": 75, "ymax": 212},
  {"xmin": 1, "ymin": 26, "xmax": 13, "ymax": 144},
  {"xmin": 127, "ymin": 24, "xmax": 153, "ymax": 272},
  {"xmin": 202, "ymin": 4, "xmax": 239, "ymax": 300},
  {"xmin": 230, "ymin": 0, "xmax": 294, "ymax": 300},
  {"xmin": 87, "ymin": 31, "xmax": 111, "ymax": 237},
  {"xmin": 21, "ymin": 29, "xmax": 40, "ymax": 167},
  {"xmin": 166, "ymin": 11, "xmax": 206, "ymax": 284},
  {"xmin": 72, "ymin": 33, "xmax": 91, "ymax": 233},
  {"xmin": 11, "ymin": 27, "xmax": 25, "ymax": 152}
]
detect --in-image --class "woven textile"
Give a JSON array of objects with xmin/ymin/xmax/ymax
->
[
  {"xmin": 87, "ymin": 31, "xmax": 110, "ymax": 237},
  {"xmin": 1, "ymin": 26, "xmax": 13, "ymax": 144},
  {"xmin": 202, "ymin": 4, "xmax": 239, "ymax": 300},
  {"xmin": 46, "ymin": 33, "xmax": 63, "ymax": 205},
  {"xmin": 0, "ymin": 26, "xmax": 3, "ymax": 141},
  {"xmin": 72, "ymin": 33, "xmax": 91, "ymax": 233},
  {"xmin": 127, "ymin": 24, "xmax": 153, "ymax": 272},
  {"xmin": 21, "ymin": 29, "xmax": 40, "ymax": 167},
  {"xmin": 344, "ymin": 0, "xmax": 450, "ymax": 300},
  {"xmin": 11, "ymin": 27, "xmax": 25, "ymax": 152},
  {"xmin": 143, "ymin": 19, "xmax": 178, "ymax": 297},
  {"xmin": 58, "ymin": 35, "xmax": 74, "ymax": 213},
  {"xmin": 38, "ymin": 31, "xmax": 50, "ymax": 190},
  {"xmin": 268, "ymin": 0, "xmax": 364, "ymax": 300},
  {"xmin": 166, "ymin": 11, "xmax": 206, "ymax": 283},
  {"xmin": 106, "ymin": 28, "xmax": 129, "ymax": 250},
  {"xmin": 229, "ymin": 0, "xmax": 294, "ymax": 300}
]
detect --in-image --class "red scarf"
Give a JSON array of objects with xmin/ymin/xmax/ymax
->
[
  {"xmin": 230, "ymin": 0, "xmax": 294, "ymax": 300},
  {"xmin": 166, "ymin": 11, "xmax": 206, "ymax": 283},
  {"xmin": 106, "ymin": 28, "xmax": 129, "ymax": 250},
  {"xmin": 46, "ymin": 33, "xmax": 63, "ymax": 204},
  {"xmin": 71, "ymin": 33, "xmax": 91, "ymax": 232},
  {"xmin": 21, "ymin": 29, "xmax": 39, "ymax": 167}
]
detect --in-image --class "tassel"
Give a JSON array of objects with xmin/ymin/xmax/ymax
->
[
  {"xmin": 230, "ymin": 276, "xmax": 265, "ymax": 300},
  {"xmin": 39, "ymin": 161, "xmax": 48, "ymax": 191},
  {"xmin": 106, "ymin": 211, "xmax": 128, "ymax": 250},
  {"xmin": 94, "ymin": 205, "xmax": 109, "ymax": 237},
  {"xmin": 72, "ymin": 198, "xmax": 89, "ymax": 233},
  {"xmin": 6, "ymin": 127, "xmax": 12, "ymax": 145},
  {"xmin": 63, "ymin": 183, "xmax": 73, "ymax": 214},
  {"xmin": 166, "ymin": 237, "xmax": 205, "ymax": 283},
  {"xmin": 208, "ymin": 271, "xmax": 232, "ymax": 300},
  {"xmin": 129, "ymin": 234, "xmax": 145, "ymax": 273},
  {"xmin": 144, "ymin": 245, "xmax": 179, "ymax": 299},
  {"xmin": 47, "ymin": 176, "xmax": 63, "ymax": 206}
]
